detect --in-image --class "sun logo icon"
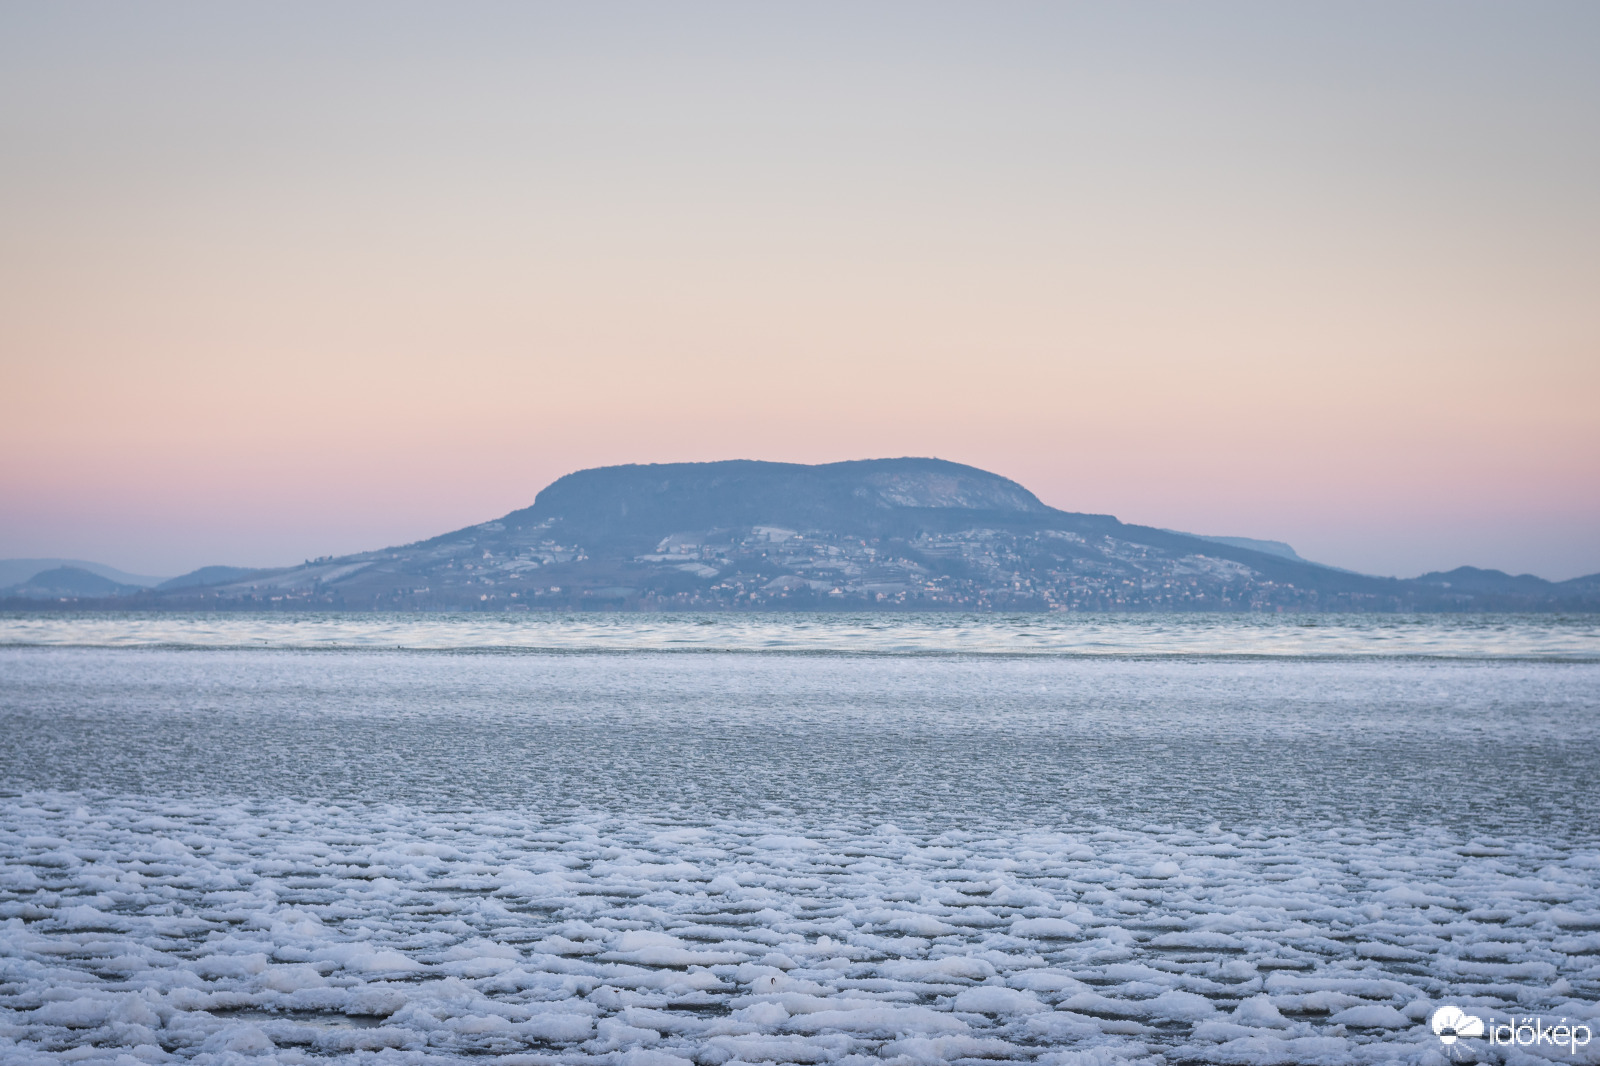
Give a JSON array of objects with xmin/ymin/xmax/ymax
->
[{"xmin": 1432, "ymin": 1006, "xmax": 1485, "ymax": 1045}]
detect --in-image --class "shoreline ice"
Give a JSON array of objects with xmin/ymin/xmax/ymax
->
[
  {"xmin": 3, "ymin": 793, "xmax": 1597, "ymax": 1065},
  {"xmin": 3, "ymin": 619, "xmax": 1596, "ymax": 1063}
]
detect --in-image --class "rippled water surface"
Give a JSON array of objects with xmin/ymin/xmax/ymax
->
[{"xmin": 1, "ymin": 613, "xmax": 1596, "ymax": 1065}]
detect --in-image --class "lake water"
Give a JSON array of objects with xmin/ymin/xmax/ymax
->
[{"xmin": 1, "ymin": 613, "xmax": 1596, "ymax": 1065}]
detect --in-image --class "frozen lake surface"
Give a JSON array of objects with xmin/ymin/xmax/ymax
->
[
  {"xmin": 1, "ymin": 613, "xmax": 1597, "ymax": 1065},
  {"xmin": 4, "ymin": 610, "xmax": 1599, "ymax": 659}
]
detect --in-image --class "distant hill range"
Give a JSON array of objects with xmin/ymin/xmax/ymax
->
[
  {"xmin": 5, "ymin": 459, "xmax": 1597, "ymax": 612},
  {"xmin": 0, "ymin": 558, "xmax": 168, "ymax": 590}
]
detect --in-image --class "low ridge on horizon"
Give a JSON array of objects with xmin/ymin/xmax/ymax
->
[{"xmin": 5, "ymin": 457, "xmax": 1595, "ymax": 613}]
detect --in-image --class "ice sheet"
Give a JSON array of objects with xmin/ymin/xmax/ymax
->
[
  {"xmin": 3, "ymin": 794, "xmax": 1597, "ymax": 1065},
  {"xmin": 2, "ymin": 631, "xmax": 1596, "ymax": 1064}
]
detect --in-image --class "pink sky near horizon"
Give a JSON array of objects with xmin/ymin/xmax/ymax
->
[{"xmin": 2, "ymin": 3, "xmax": 1597, "ymax": 580}]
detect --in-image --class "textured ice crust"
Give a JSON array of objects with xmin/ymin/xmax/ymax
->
[{"xmin": 2, "ymin": 796, "xmax": 1597, "ymax": 1065}]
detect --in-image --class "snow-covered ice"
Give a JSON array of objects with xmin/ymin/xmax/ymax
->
[
  {"xmin": 1, "ymin": 621, "xmax": 1597, "ymax": 1064},
  {"xmin": 3, "ymin": 796, "xmax": 1598, "ymax": 1064}
]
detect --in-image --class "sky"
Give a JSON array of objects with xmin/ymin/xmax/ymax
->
[{"xmin": 2, "ymin": 2, "xmax": 1597, "ymax": 580}]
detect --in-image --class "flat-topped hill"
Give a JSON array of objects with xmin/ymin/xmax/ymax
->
[
  {"xmin": 506, "ymin": 458, "xmax": 1053, "ymax": 545},
  {"xmin": 9, "ymin": 458, "xmax": 1596, "ymax": 612}
]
